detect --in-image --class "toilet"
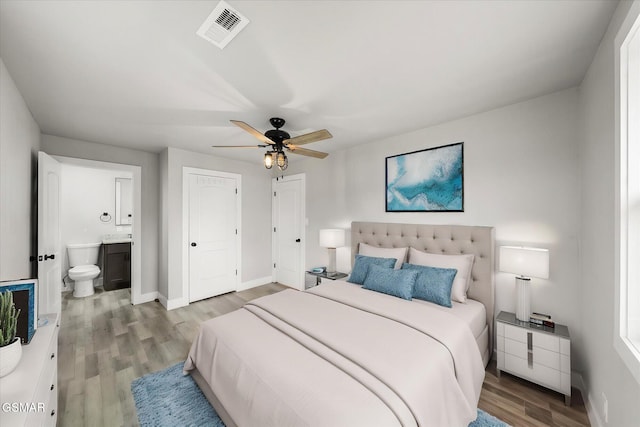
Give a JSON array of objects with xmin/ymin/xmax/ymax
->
[{"xmin": 67, "ymin": 243, "xmax": 101, "ymax": 298}]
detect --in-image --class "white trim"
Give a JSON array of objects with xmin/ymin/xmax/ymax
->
[
  {"xmin": 614, "ymin": 0, "xmax": 640, "ymax": 386},
  {"xmin": 157, "ymin": 293, "xmax": 188, "ymax": 311},
  {"xmin": 51, "ymin": 156, "xmax": 144, "ymax": 305},
  {"xmin": 271, "ymin": 173, "xmax": 306, "ymax": 290},
  {"xmin": 572, "ymin": 372, "xmax": 603, "ymax": 427},
  {"xmin": 237, "ymin": 276, "xmax": 273, "ymax": 292},
  {"xmin": 182, "ymin": 167, "xmax": 242, "ymax": 304}
]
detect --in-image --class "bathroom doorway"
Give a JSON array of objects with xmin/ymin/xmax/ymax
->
[{"xmin": 50, "ymin": 156, "xmax": 142, "ymax": 305}]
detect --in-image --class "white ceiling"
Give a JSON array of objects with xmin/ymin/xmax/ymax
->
[{"xmin": 0, "ymin": 0, "xmax": 617, "ymax": 165}]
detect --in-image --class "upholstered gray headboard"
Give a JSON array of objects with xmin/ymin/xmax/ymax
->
[{"xmin": 351, "ymin": 221, "xmax": 495, "ymax": 360}]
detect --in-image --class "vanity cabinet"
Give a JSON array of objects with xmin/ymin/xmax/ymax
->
[{"xmin": 103, "ymin": 242, "xmax": 131, "ymax": 291}]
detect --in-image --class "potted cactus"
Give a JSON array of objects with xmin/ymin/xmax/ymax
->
[{"xmin": 0, "ymin": 290, "xmax": 22, "ymax": 377}]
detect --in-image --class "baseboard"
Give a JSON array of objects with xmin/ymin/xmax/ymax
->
[
  {"xmin": 237, "ymin": 276, "xmax": 273, "ymax": 292},
  {"xmin": 572, "ymin": 372, "xmax": 603, "ymax": 427},
  {"xmin": 157, "ymin": 294, "xmax": 189, "ymax": 310}
]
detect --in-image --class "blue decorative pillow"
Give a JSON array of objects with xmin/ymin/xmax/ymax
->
[
  {"xmin": 362, "ymin": 264, "xmax": 418, "ymax": 300},
  {"xmin": 402, "ymin": 263, "xmax": 457, "ymax": 307},
  {"xmin": 348, "ymin": 254, "xmax": 397, "ymax": 285}
]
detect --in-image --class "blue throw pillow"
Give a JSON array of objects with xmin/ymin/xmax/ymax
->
[
  {"xmin": 362, "ymin": 264, "xmax": 418, "ymax": 300},
  {"xmin": 348, "ymin": 254, "xmax": 397, "ymax": 285},
  {"xmin": 401, "ymin": 263, "xmax": 457, "ymax": 307}
]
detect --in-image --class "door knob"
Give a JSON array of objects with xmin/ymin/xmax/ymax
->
[
  {"xmin": 191, "ymin": 242, "xmax": 197, "ymax": 247},
  {"xmin": 295, "ymin": 239, "xmax": 301, "ymax": 242},
  {"xmin": 44, "ymin": 254, "xmax": 55, "ymax": 260}
]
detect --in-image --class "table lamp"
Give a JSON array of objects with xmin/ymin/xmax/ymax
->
[
  {"xmin": 499, "ymin": 246, "xmax": 550, "ymax": 321},
  {"xmin": 319, "ymin": 229, "xmax": 345, "ymax": 277}
]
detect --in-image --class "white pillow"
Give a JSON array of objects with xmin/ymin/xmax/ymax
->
[
  {"xmin": 408, "ymin": 247, "xmax": 474, "ymax": 303},
  {"xmin": 359, "ymin": 243, "xmax": 408, "ymax": 270}
]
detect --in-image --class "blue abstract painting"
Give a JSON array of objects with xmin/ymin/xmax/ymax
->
[{"xmin": 386, "ymin": 143, "xmax": 463, "ymax": 212}]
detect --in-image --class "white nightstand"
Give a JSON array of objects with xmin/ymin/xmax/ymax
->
[{"xmin": 496, "ymin": 311, "xmax": 571, "ymax": 405}]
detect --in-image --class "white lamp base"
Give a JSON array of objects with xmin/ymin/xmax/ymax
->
[
  {"xmin": 515, "ymin": 276, "xmax": 531, "ymax": 321},
  {"xmin": 327, "ymin": 247, "xmax": 337, "ymax": 275}
]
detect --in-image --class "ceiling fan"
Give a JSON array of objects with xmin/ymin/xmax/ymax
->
[{"xmin": 213, "ymin": 117, "xmax": 332, "ymax": 170}]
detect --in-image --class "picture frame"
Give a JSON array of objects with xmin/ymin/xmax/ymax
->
[
  {"xmin": 385, "ymin": 142, "xmax": 464, "ymax": 212},
  {"xmin": 0, "ymin": 279, "xmax": 38, "ymax": 344}
]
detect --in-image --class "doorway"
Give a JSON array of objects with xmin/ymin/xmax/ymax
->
[
  {"xmin": 182, "ymin": 167, "xmax": 241, "ymax": 303},
  {"xmin": 272, "ymin": 173, "xmax": 306, "ymax": 290},
  {"xmin": 48, "ymin": 155, "xmax": 143, "ymax": 305}
]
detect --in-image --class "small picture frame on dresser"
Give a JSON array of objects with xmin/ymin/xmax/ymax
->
[{"xmin": 0, "ymin": 279, "xmax": 38, "ymax": 344}]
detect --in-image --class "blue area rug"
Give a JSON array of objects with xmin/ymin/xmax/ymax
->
[
  {"xmin": 132, "ymin": 362, "xmax": 509, "ymax": 427},
  {"xmin": 131, "ymin": 363, "xmax": 224, "ymax": 427}
]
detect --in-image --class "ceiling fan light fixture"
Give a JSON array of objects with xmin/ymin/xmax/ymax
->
[
  {"xmin": 222, "ymin": 118, "xmax": 332, "ymax": 168},
  {"xmin": 278, "ymin": 155, "xmax": 288, "ymax": 171},
  {"xmin": 276, "ymin": 151, "xmax": 287, "ymax": 169},
  {"xmin": 264, "ymin": 151, "xmax": 274, "ymax": 169}
]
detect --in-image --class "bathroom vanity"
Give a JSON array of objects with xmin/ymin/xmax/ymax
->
[{"xmin": 102, "ymin": 239, "xmax": 131, "ymax": 291}]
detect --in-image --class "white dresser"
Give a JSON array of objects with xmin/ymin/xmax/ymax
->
[
  {"xmin": 496, "ymin": 311, "xmax": 571, "ymax": 405},
  {"xmin": 0, "ymin": 313, "xmax": 59, "ymax": 426}
]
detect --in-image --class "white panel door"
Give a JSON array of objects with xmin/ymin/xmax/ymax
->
[
  {"xmin": 37, "ymin": 152, "xmax": 62, "ymax": 318},
  {"xmin": 188, "ymin": 173, "xmax": 238, "ymax": 303},
  {"xmin": 273, "ymin": 176, "xmax": 304, "ymax": 289}
]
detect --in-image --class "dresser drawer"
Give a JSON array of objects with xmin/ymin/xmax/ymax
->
[
  {"xmin": 504, "ymin": 324, "xmax": 559, "ymax": 352},
  {"xmin": 504, "ymin": 353, "xmax": 561, "ymax": 390},
  {"xmin": 25, "ymin": 370, "xmax": 57, "ymax": 427},
  {"xmin": 45, "ymin": 375, "xmax": 58, "ymax": 427},
  {"xmin": 504, "ymin": 337, "xmax": 561, "ymax": 371}
]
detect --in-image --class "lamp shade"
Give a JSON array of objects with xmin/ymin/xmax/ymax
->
[
  {"xmin": 319, "ymin": 229, "xmax": 345, "ymax": 248},
  {"xmin": 499, "ymin": 246, "xmax": 549, "ymax": 279}
]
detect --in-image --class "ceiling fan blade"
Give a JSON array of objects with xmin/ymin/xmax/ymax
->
[
  {"xmin": 211, "ymin": 145, "xmax": 268, "ymax": 148},
  {"xmin": 286, "ymin": 146, "xmax": 329, "ymax": 159},
  {"xmin": 230, "ymin": 120, "xmax": 274, "ymax": 145},
  {"xmin": 283, "ymin": 129, "xmax": 332, "ymax": 146}
]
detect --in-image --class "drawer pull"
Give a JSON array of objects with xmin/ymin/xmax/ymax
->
[
  {"xmin": 527, "ymin": 332, "xmax": 532, "ymax": 350},
  {"xmin": 50, "ymin": 353, "xmax": 55, "ymax": 359},
  {"xmin": 51, "ymin": 410, "xmax": 56, "ymax": 417},
  {"xmin": 50, "ymin": 384, "xmax": 55, "ymax": 391},
  {"xmin": 528, "ymin": 351, "xmax": 533, "ymax": 367}
]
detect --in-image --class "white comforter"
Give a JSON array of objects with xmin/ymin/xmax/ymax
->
[{"xmin": 184, "ymin": 281, "xmax": 485, "ymax": 427}]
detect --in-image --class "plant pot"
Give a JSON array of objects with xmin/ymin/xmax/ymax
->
[{"xmin": 0, "ymin": 337, "xmax": 22, "ymax": 377}]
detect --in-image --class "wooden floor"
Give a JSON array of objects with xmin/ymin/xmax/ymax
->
[{"xmin": 58, "ymin": 284, "xmax": 590, "ymax": 427}]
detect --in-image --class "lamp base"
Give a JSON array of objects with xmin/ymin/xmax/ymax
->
[
  {"xmin": 515, "ymin": 276, "xmax": 531, "ymax": 322},
  {"xmin": 327, "ymin": 247, "xmax": 337, "ymax": 274}
]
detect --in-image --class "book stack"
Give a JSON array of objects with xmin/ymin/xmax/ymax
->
[{"xmin": 529, "ymin": 312, "xmax": 555, "ymax": 328}]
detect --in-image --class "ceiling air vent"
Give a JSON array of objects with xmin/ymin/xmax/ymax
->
[{"xmin": 197, "ymin": 1, "xmax": 250, "ymax": 49}]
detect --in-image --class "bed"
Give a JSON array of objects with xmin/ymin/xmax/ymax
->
[{"xmin": 184, "ymin": 221, "xmax": 495, "ymax": 427}]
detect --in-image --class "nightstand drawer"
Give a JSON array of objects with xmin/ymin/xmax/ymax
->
[
  {"xmin": 504, "ymin": 324, "xmax": 559, "ymax": 352},
  {"xmin": 504, "ymin": 337, "xmax": 560, "ymax": 370},
  {"xmin": 504, "ymin": 353, "xmax": 561, "ymax": 390}
]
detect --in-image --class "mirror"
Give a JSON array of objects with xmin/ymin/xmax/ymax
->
[{"xmin": 115, "ymin": 178, "xmax": 133, "ymax": 225}]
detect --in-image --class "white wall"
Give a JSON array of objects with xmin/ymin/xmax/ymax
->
[
  {"xmin": 41, "ymin": 134, "xmax": 159, "ymax": 295},
  {"xmin": 160, "ymin": 147, "xmax": 272, "ymax": 306},
  {"xmin": 0, "ymin": 58, "xmax": 40, "ymax": 281},
  {"xmin": 286, "ymin": 88, "xmax": 583, "ymax": 370},
  {"xmin": 578, "ymin": 0, "xmax": 640, "ymax": 425},
  {"xmin": 59, "ymin": 163, "xmax": 132, "ymax": 285}
]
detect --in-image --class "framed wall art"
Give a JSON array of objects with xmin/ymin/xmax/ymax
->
[
  {"xmin": 0, "ymin": 279, "xmax": 38, "ymax": 343},
  {"xmin": 386, "ymin": 142, "xmax": 464, "ymax": 212}
]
